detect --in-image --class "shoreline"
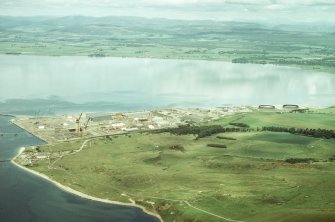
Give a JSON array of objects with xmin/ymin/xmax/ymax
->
[
  {"xmin": 10, "ymin": 120, "xmax": 49, "ymax": 144},
  {"xmin": 11, "ymin": 147, "xmax": 163, "ymax": 222},
  {"xmin": 1, "ymin": 53, "xmax": 334, "ymax": 75}
]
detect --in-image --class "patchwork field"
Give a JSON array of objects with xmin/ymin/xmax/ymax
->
[
  {"xmin": 1, "ymin": 16, "xmax": 335, "ymax": 74},
  {"xmin": 17, "ymin": 109, "xmax": 335, "ymax": 222}
]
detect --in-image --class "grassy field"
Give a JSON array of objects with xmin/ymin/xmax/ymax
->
[
  {"xmin": 22, "ymin": 109, "xmax": 335, "ymax": 222},
  {"xmin": 208, "ymin": 111, "xmax": 335, "ymax": 130},
  {"xmin": 1, "ymin": 16, "xmax": 335, "ymax": 74}
]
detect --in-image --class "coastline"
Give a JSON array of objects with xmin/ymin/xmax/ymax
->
[
  {"xmin": 10, "ymin": 120, "xmax": 49, "ymax": 144},
  {"xmin": 11, "ymin": 147, "xmax": 163, "ymax": 222},
  {"xmin": 1, "ymin": 53, "xmax": 334, "ymax": 75}
]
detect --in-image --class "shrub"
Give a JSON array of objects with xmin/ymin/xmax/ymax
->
[
  {"xmin": 229, "ymin": 122, "xmax": 250, "ymax": 128},
  {"xmin": 285, "ymin": 158, "xmax": 317, "ymax": 164},
  {"xmin": 207, "ymin": 144, "xmax": 227, "ymax": 148},
  {"xmin": 216, "ymin": 136, "xmax": 236, "ymax": 140},
  {"xmin": 169, "ymin": 145, "xmax": 185, "ymax": 152}
]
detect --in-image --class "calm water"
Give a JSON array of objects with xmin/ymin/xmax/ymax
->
[
  {"xmin": 1, "ymin": 55, "xmax": 335, "ymax": 114},
  {"xmin": 0, "ymin": 116, "xmax": 158, "ymax": 222}
]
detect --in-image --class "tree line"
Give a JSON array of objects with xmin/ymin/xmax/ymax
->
[
  {"xmin": 158, "ymin": 124, "xmax": 251, "ymax": 139},
  {"xmin": 156, "ymin": 124, "xmax": 335, "ymax": 140},
  {"xmin": 261, "ymin": 126, "xmax": 335, "ymax": 139}
]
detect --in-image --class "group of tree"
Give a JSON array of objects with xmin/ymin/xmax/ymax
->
[
  {"xmin": 156, "ymin": 124, "xmax": 335, "ymax": 140},
  {"xmin": 261, "ymin": 126, "xmax": 335, "ymax": 139},
  {"xmin": 216, "ymin": 136, "xmax": 236, "ymax": 140},
  {"xmin": 169, "ymin": 144, "xmax": 185, "ymax": 152},
  {"xmin": 159, "ymin": 124, "xmax": 251, "ymax": 139},
  {"xmin": 329, "ymin": 155, "xmax": 335, "ymax": 162},
  {"xmin": 285, "ymin": 158, "xmax": 317, "ymax": 164},
  {"xmin": 207, "ymin": 144, "xmax": 227, "ymax": 148},
  {"xmin": 232, "ymin": 57, "xmax": 335, "ymax": 68},
  {"xmin": 229, "ymin": 122, "xmax": 250, "ymax": 128}
]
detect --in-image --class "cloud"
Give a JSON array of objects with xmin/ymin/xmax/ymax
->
[
  {"xmin": 1, "ymin": 0, "xmax": 334, "ymax": 8},
  {"xmin": 1, "ymin": 0, "xmax": 335, "ymax": 24},
  {"xmin": 4, "ymin": 0, "xmax": 335, "ymax": 7},
  {"xmin": 141, "ymin": 0, "xmax": 335, "ymax": 6}
]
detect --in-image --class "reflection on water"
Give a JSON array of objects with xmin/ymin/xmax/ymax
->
[{"xmin": 0, "ymin": 55, "xmax": 335, "ymax": 109}]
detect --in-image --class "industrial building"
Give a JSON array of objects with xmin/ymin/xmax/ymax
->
[{"xmin": 87, "ymin": 113, "xmax": 113, "ymax": 122}]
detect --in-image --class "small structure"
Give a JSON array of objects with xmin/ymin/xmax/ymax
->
[
  {"xmin": 88, "ymin": 113, "xmax": 113, "ymax": 122},
  {"xmin": 290, "ymin": 108, "xmax": 309, "ymax": 113},
  {"xmin": 283, "ymin": 104, "xmax": 299, "ymax": 109},
  {"xmin": 125, "ymin": 111, "xmax": 151, "ymax": 120},
  {"xmin": 122, "ymin": 127, "xmax": 139, "ymax": 132},
  {"xmin": 36, "ymin": 155, "xmax": 48, "ymax": 159},
  {"xmin": 258, "ymin": 105, "xmax": 275, "ymax": 109},
  {"xmin": 112, "ymin": 113, "xmax": 125, "ymax": 120},
  {"xmin": 111, "ymin": 123, "xmax": 126, "ymax": 129},
  {"xmin": 148, "ymin": 125, "xmax": 155, "ymax": 129},
  {"xmin": 134, "ymin": 117, "xmax": 148, "ymax": 122},
  {"xmin": 152, "ymin": 116, "xmax": 169, "ymax": 126}
]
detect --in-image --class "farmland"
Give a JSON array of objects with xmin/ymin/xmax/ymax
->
[{"xmin": 1, "ymin": 16, "xmax": 335, "ymax": 74}]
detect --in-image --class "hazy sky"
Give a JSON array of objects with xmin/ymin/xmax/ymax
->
[{"xmin": 1, "ymin": 0, "xmax": 335, "ymax": 24}]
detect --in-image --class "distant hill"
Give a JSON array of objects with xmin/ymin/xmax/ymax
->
[{"xmin": 0, "ymin": 16, "xmax": 334, "ymax": 73}]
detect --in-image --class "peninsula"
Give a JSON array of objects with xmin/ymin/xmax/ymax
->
[{"xmin": 13, "ymin": 105, "xmax": 335, "ymax": 222}]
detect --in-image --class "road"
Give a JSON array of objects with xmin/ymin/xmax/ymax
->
[{"xmin": 48, "ymin": 139, "xmax": 91, "ymax": 169}]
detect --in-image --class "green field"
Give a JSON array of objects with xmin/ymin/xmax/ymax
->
[
  {"xmin": 209, "ymin": 111, "xmax": 335, "ymax": 130},
  {"xmin": 1, "ymin": 16, "xmax": 335, "ymax": 74},
  {"xmin": 20, "ymin": 109, "xmax": 335, "ymax": 222}
]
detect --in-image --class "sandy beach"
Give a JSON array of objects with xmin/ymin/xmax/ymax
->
[{"xmin": 11, "ymin": 147, "xmax": 163, "ymax": 222}]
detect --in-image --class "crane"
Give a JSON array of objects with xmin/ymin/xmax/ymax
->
[
  {"xmin": 84, "ymin": 117, "xmax": 92, "ymax": 130},
  {"xmin": 76, "ymin": 113, "xmax": 83, "ymax": 135}
]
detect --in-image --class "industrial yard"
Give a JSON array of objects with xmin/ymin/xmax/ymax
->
[{"xmin": 12, "ymin": 106, "xmax": 251, "ymax": 143}]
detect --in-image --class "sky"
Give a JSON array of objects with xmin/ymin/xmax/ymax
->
[{"xmin": 1, "ymin": 0, "xmax": 335, "ymax": 24}]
